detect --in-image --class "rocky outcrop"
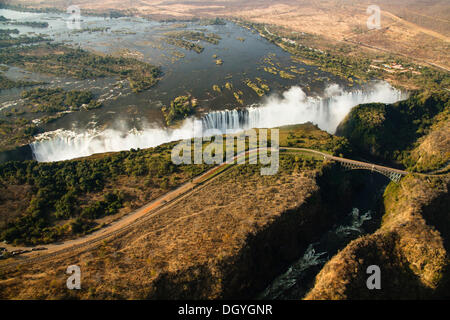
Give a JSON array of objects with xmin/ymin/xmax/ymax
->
[
  {"xmin": 0, "ymin": 161, "xmax": 359, "ymax": 299},
  {"xmin": 305, "ymin": 174, "xmax": 450, "ymax": 300},
  {"xmin": 336, "ymin": 91, "xmax": 449, "ymax": 167}
]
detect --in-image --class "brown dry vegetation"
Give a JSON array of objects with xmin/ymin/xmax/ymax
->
[
  {"xmin": 305, "ymin": 174, "xmax": 450, "ymax": 299},
  {"xmin": 7, "ymin": 0, "xmax": 449, "ymax": 69},
  {"xmin": 1, "ymin": 0, "xmax": 449, "ymax": 300},
  {"xmin": 0, "ymin": 156, "xmax": 349, "ymax": 299},
  {"xmin": 305, "ymin": 121, "xmax": 450, "ymax": 300},
  {"xmin": 409, "ymin": 109, "xmax": 450, "ymax": 173},
  {"xmin": 0, "ymin": 184, "xmax": 33, "ymax": 228}
]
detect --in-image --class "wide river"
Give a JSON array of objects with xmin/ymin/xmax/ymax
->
[{"xmin": 0, "ymin": 9, "xmax": 407, "ymax": 162}]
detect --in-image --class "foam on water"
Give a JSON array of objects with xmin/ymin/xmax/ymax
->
[
  {"xmin": 30, "ymin": 81, "xmax": 407, "ymax": 162},
  {"xmin": 202, "ymin": 81, "xmax": 406, "ymax": 134}
]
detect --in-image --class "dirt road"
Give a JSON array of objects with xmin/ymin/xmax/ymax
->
[{"xmin": 1, "ymin": 147, "xmax": 434, "ymax": 271}]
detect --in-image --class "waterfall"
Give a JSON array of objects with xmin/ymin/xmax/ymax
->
[
  {"xmin": 30, "ymin": 121, "xmax": 203, "ymax": 162},
  {"xmin": 30, "ymin": 81, "xmax": 407, "ymax": 162},
  {"xmin": 201, "ymin": 81, "xmax": 407, "ymax": 134}
]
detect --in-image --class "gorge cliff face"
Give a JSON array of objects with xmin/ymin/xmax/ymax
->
[
  {"xmin": 306, "ymin": 97, "xmax": 450, "ymax": 299},
  {"xmin": 147, "ymin": 165, "xmax": 358, "ymax": 299},
  {"xmin": 0, "ymin": 160, "xmax": 357, "ymax": 299},
  {"xmin": 305, "ymin": 174, "xmax": 450, "ymax": 300},
  {"xmin": 335, "ymin": 91, "xmax": 449, "ymax": 167}
]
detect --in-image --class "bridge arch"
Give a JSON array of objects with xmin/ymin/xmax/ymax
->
[{"xmin": 338, "ymin": 161, "xmax": 404, "ymax": 183}]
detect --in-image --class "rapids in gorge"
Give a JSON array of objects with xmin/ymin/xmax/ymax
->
[
  {"xmin": 258, "ymin": 172, "xmax": 390, "ymax": 300},
  {"xmin": 30, "ymin": 81, "xmax": 407, "ymax": 162}
]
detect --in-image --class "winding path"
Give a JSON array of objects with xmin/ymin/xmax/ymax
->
[{"xmin": 0, "ymin": 147, "xmax": 436, "ymax": 271}]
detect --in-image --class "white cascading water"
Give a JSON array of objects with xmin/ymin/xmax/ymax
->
[
  {"xmin": 30, "ymin": 81, "xmax": 408, "ymax": 162},
  {"xmin": 30, "ymin": 121, "xmax": 204, "ymax": 162},
  {"xmin": 201, "ymin": 81, "xmax": 407, "ymax": 134}
]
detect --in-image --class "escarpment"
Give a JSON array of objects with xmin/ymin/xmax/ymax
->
[
  {"xmin": 0, "ymin": 157, "xmax": 357, "ymax": 299},
  {"xmin": 306, "ymin": 94, "xmax": 450, "ymax": 300},
  {"xmin": 336, "ymin": 91, "xmax": 449, "ymax": 167},
  {"xmin": 147, "ymin": 165, "xmax": 358, "ymax": 299},
  {"xmin": 305, "ymin": 174, "xmax": 450, "ymax": 300}
]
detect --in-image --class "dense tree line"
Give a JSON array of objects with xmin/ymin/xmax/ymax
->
[
  {"xmin": 336, "ymin": 90, "xmax": 449, "ymax": 168},
  {"xmin": 0, "ymin": 74, "xmax": 38, "ymax": 90},
  {"xmin": 161, "ymin": 95, "xmax": 196, "ymax": 125},
  {"xmin": 0, "ymin": 43, "xmax": 161, "ymax": 92},
  {"xmin": 8, "ymin": 21, "xmax": 49, "ymax": 28},
  {"xmin": 0, "ymin": 144, "xmax": 209, "ymax": 245},
  {"xmin": 0, "ymin": 28, "xmax": 19, "ymax": 35},
  {"xmin": 0, "ymin": 33, "xmax": 47, "ymax": 48},
  {"xmin": 163, "ymin": 37, "xmax": 205, "ymax": 54},
  {"xmin": 21, "ymin": 88, "xmax": 101, "ymax": 112},
  {"xmin": 164, "ymin": 30, "xmax": 221, "ymax": 45}
]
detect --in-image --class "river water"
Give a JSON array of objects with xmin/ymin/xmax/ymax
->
[
  {"xmin": 1, "ymin": 9, "xmax": 407, "ymax": 162},
  {"xmin": 258, "ymin": 172, "xmax": 388, "ymax": 299},
  {"xmin": 1, "ymin": 7, "xmax": 404, "ymax": 300}
]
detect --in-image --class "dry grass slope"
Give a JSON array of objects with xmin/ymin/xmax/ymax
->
[
  {"xmin": 7, "ymin": 0, "xmax": 449, "ymax": 69},
  {"xmin": 305, "ymin": 119, "xmax": 450, "ymax": 299},
  {"xmin": 0, "ymin": 157, "xmax": 331, "ymax": 299}
]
